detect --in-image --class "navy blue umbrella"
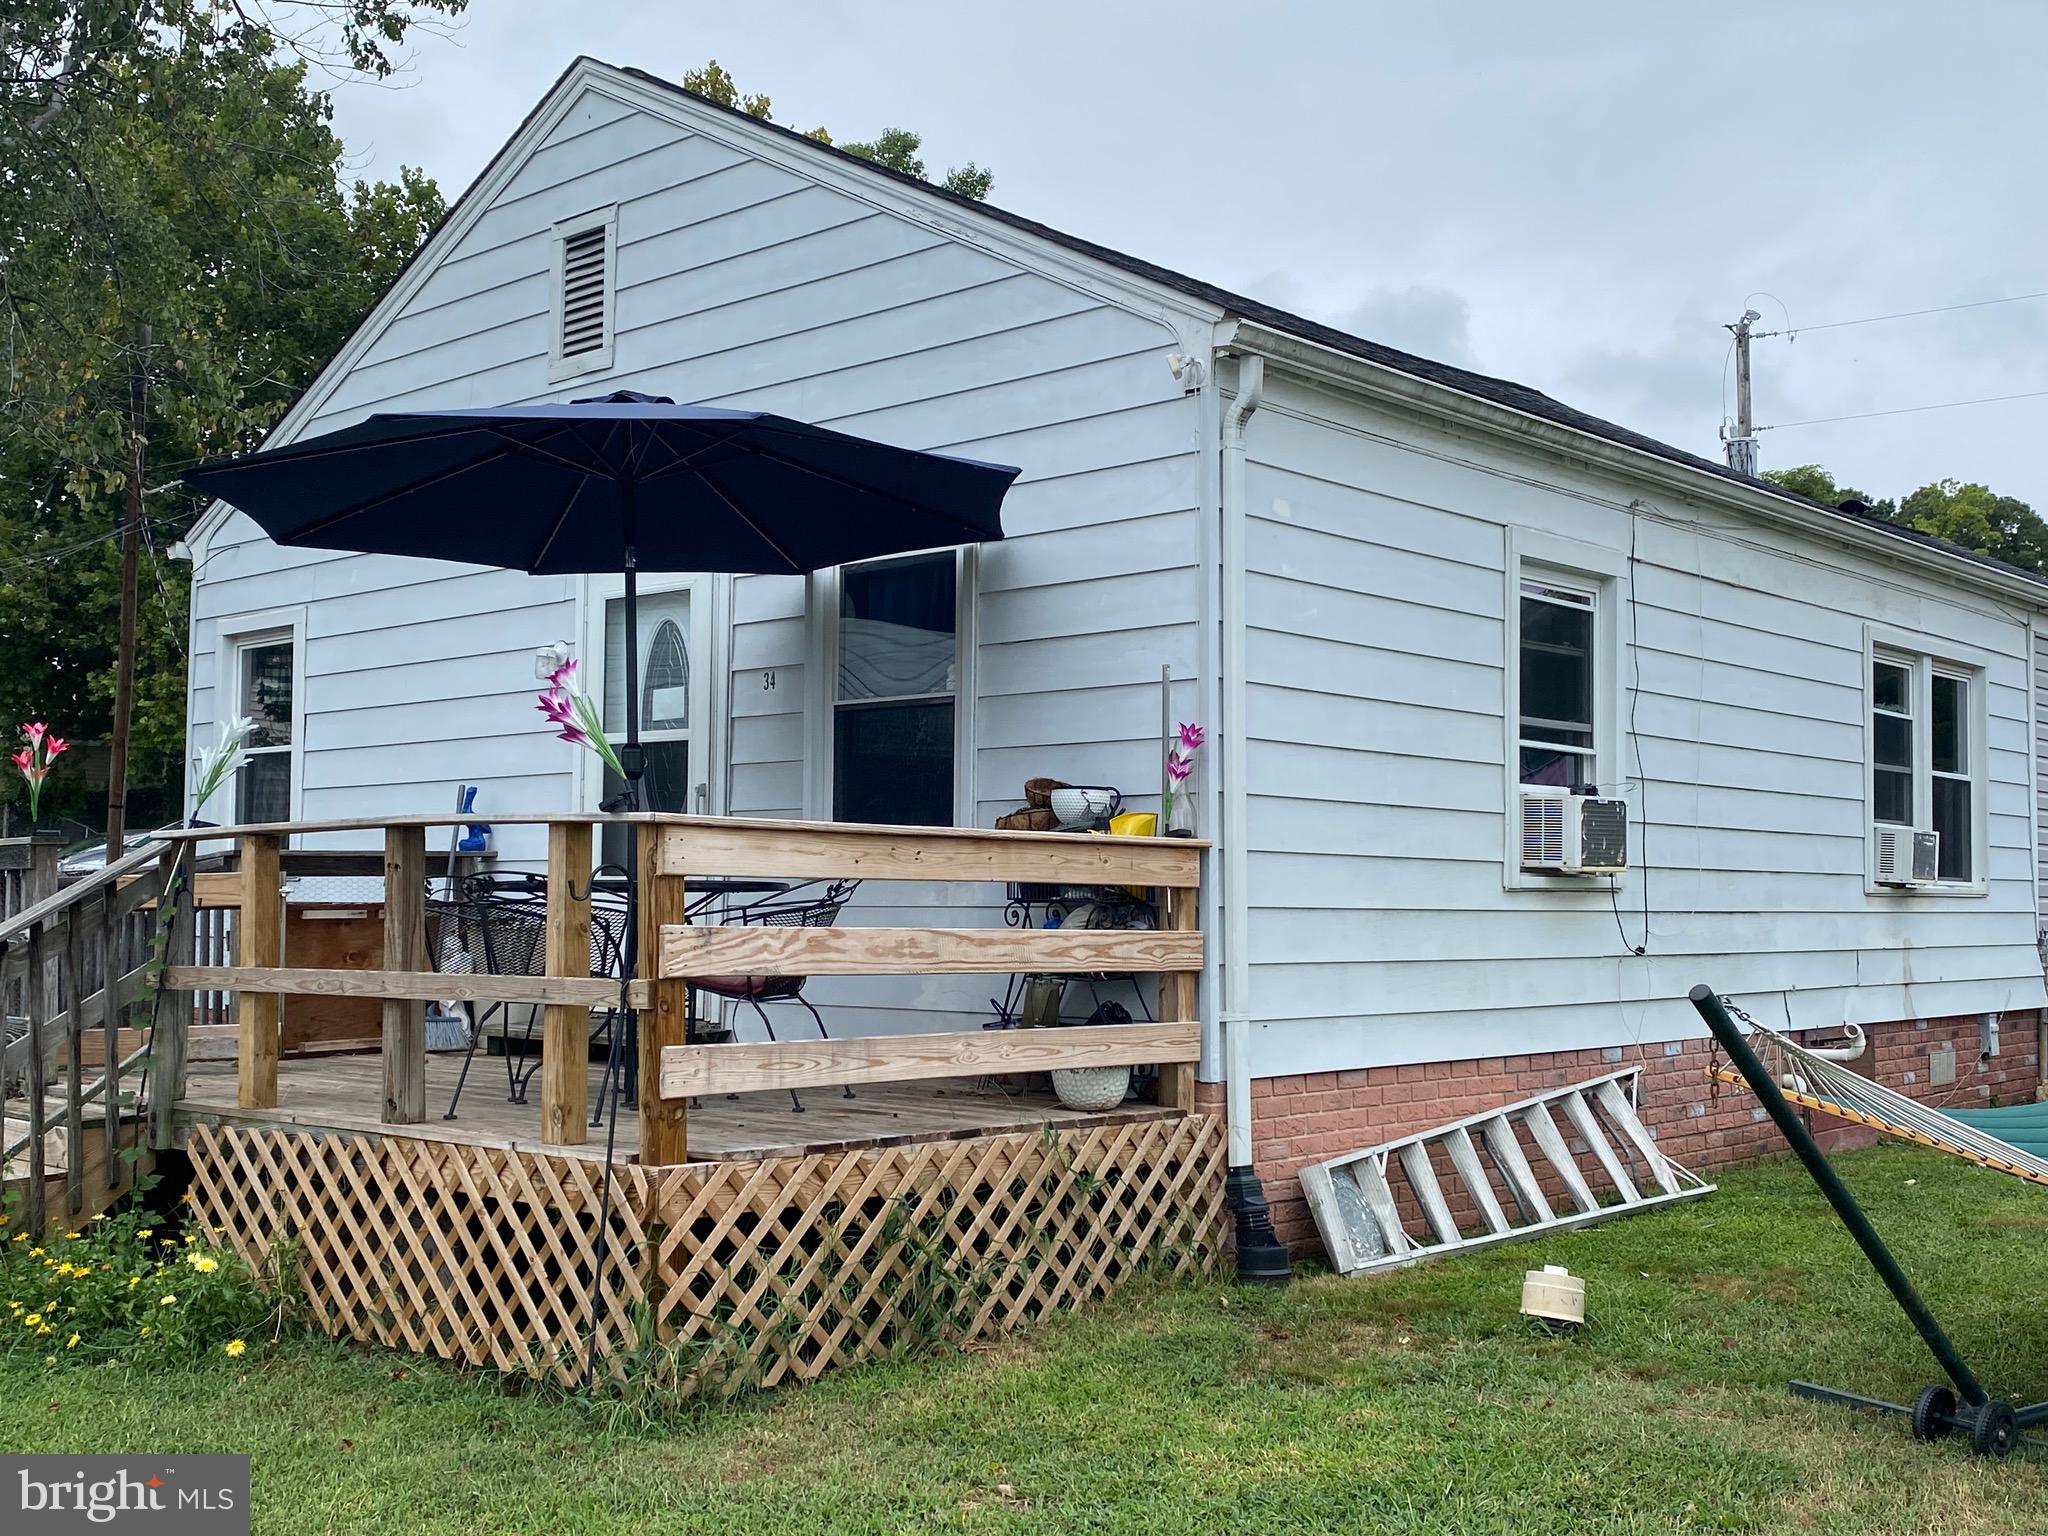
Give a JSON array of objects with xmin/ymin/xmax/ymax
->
[{"xmin": 183, "ymin": 392, "xmax": 1019, "ymax": 802}]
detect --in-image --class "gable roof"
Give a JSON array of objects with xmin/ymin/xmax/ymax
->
[
  {"xmin": 195, "ymin": 56, "xmax": 2048, "ymax": 598},
  {"xmin": 613, "ymin": 61, "xmax": 2048, "ymax": 597}
]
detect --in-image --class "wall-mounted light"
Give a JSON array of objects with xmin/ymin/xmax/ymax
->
[
  {"xmin": 535, "ymin": 641, "xmax": 573, "ymax": 681},
  {"xmin": 1980, "ymin": 1011, "xmax": 2001, "ymax": 1059}
]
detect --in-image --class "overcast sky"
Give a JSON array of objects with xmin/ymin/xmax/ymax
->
[{"xmin": 326, "ymin": 1, "xmax": 2048, "ymax": 506}]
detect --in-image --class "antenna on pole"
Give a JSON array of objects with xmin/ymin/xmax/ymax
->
[{"xmin": 1721, "ymin": 308, "xmax": 1762, "ymax": 476}]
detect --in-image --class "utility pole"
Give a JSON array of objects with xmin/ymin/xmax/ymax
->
[
  {"xmin": 105, "ymin": 325, "xmax": 148, "ymax": 860},
  {"xmin": 1723, "ymin": 308, "xmax": 1761, "ymax": 477}
]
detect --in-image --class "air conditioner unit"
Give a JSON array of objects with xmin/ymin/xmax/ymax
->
[
  {"xmin": 1873, "ymin": 824, "xmax": 1939, "ymax": 887},
  {"xmin": 1520, "ymin": 790, "xmax": 1629, "ymax": 875}
]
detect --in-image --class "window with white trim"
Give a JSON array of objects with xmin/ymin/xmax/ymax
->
[
  {"xmin": 1871, "ymin": 648, "xmax": 1982, "ymax": 886},
  {"xmin": 548, "ymin": 208, "xmax": 616, "ymax": 380},
  {"xmin": 1517, "ymin": 576, "xmax": 1598, "ymax": 792},
  {"xmin": 832, "ymin": 552, "xmax": 961, "ymax": 826},
  {"xmin": 233, "ymin": 633, "xmax": 295, "ymax": 823}
]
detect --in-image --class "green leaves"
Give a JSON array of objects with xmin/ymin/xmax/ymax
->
[
  {"xmin": 1766, "ymin": 463, "xmax": 2048, "ymax": 578},
  {"xmin": 0, "ymin": 3, "xmax": 448, "ymax": 825}
]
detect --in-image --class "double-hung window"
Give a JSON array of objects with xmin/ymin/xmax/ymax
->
[
  {"xmin": 233, "ymin": 632, "xmax": 295, "ymax": 823},
  {"xmin": 1517, "ymin": 577, "xmax": 1598, "ymax": 792},
  {"xmin": 1502, "ymin": 530, "xmax": 1625, "ymax": 886},
  {"xmin": 831, "ymin": 551, "xmax": 964, "ymax": 826},
  {"xmin": 1869, "ymin": 644, "xmax": 1982, "ymax": 888}
]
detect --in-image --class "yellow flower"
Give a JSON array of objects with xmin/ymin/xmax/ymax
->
[
  {"xmin": 66, "ymin": 1333, "xmax": 79, "ymax": 1349},
  {"xmin": 136, "ymin": 1230, "xmax": 152, "ymax": 1240},
  {"xmin": 10, "ymin": 1232, "xmax": 25, "ymax": 1243},
  {"xmin": 223, "ymin": 1339, "xmax": 246, "ymax": 1359},
  {"xmin": 28, "ymin": 1247, "xmax": 43, "ymax": 1257},
  {"xmin": 43, "ymin": 1355, "xmax": 54, "ymax": 1367},
  {"xmin": 127, "ymin": 1277, "xmax": 140, "ymax": 1288},
  {"xmin": 90, "ymin": 1213, "xmax": 106, "ymax": 1223},
  {"xmin": 36, "ymin": 1323, "xmax": 50, "ymax": 1335},
  {"xmin": 24, "ymin": 1313, "xmax": 42, "ymax": 1327},
  {"xmin": 185, "ymin": 1234, "xmax": 200, "ymax": 1246},
  {"xmin": 139, "ymin": 1325, "xmax": 149, "ymax": 1337},
  {"xmin": 63, "ymin": 1231, "xmax": 79, "ymax": 1240},
  {"xmin": 159, "ymin": 1295, "xmax": 177, "ymax": 1306},
  {"xmin": 187, "ymin": 1256, "xmax": 219, "ymax": 1274}
]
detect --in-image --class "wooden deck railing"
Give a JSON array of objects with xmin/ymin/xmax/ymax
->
[
  {"xmin": 2, "ymin": 839, "xmax": 180, "ymax": 1231},
  {"xmin": 150, "ymin": 813, "xmax": 1207, "ymax": 1165}
]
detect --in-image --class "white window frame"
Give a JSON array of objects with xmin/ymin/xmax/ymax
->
[
  {"xmin": 1502, "ymin": 527, "xmax": 1628, "ymax": 891},
  {"xmin": 214, "ymin": 610, "xmax": 306, "ymax": 827},
  {"xmin": 547, "ymin": 205, "xmax": 618, "ymax": 382},
  {"xmin": 804, "ymin": 547, "xmax": 977, "ymax": 828},
  {"xmin": 1863, "ymin": 625, "xmax": 1990, "ymax": 897},
  {"xmin": 578, "ymin": 573, "xmax": 724, "ymax": 819}
]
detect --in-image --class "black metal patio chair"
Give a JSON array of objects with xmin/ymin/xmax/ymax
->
[
  {"xmin": 434, "ymin": 872, "xmax": 628, "ymax": 1121},
  {"xmin": 685, "ymin": 879, "xmax": 859, "ymax": 1114}
]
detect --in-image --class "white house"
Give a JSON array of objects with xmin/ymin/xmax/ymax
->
[{"xmin": 182, "ymin": 57, "xmax": 2048, "ymax": 1249}]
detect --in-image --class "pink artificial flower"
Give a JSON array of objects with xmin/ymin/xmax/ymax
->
[
  {"xmin": 20, "ymin": 722, "xmax": 44, "ymax": 744},
  {"xmin": 1176, "ymin": 722, "xmax": 1206, "ymax": 754},
  {"xmin": 10, "ymin": 749, "xmax": 31, "ymax": 771},
  {"xmin": 44, "ymin": 737, "xmax": 65, "ymax": 758},
  {"xmin": 1165, "ymin": 751, "xmax": 1193, "ymax": 783},
  {"xmin": 546, "ymin": 658, "xmax": 579, "ymax": 691},
  {"xmin": 557, "ymin": 724, "xmax": 592, "ymax": 748},
  {"xmin": 535, "ymin": 690, "xmax": 575, "ymax": 724}
]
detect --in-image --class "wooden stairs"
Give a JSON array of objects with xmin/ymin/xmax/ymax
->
[{"xmin": 1299, "ymin": 1067, "xmax": 1714, "ymax": 1276}]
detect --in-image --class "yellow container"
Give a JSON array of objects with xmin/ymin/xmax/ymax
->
[{"xmin": 1108, "ymin": 811, "xmax": 1159, "ymax": 897}]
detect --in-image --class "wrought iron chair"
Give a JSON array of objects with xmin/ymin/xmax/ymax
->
[
  {"xmin": 434, "ymin": 872, "xmax": 628, "ymax": 1121},
  {"xmin": 685, "ymin": 879, "xmax": 859, "ymax": 1114}
]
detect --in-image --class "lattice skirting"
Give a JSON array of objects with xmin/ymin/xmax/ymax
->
[{"xmin": 184, "ymin": 1115, "xmax": 1227, "ymax": 1393}]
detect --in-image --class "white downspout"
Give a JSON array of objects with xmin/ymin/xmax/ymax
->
[
  {"xmin": 1220, "ymin": 354, "xmax": 1264, "ymax": 1169},
  {"xmin": 1217, "ymin": 351, "xmax": 1287, "ymax": 1283}
]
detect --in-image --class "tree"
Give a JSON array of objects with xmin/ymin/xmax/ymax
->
[
  {"xmin": 1765, "ymin": 464, "xmax": 2048, "ymax": 578},
  {"xmin": 0, "ymin": 3, "xmax": 452, "ymax": 831},
  {"xmin": 680, "ymin": 59, "xmax": 993, "ymax": 201},
  {"xmin": 1762, "ymin": 464, "xmax": 1895, "ymax": 521}
]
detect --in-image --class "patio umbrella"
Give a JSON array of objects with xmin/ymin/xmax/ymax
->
[
  {"xmin": 185, "ymin": 391, "xmax": 1019, "ymax": 1392},
  {"xmin": 181, "ymin": 391, "xmax": 1019, "ymax": 804}
]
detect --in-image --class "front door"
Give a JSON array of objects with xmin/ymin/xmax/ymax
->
[{"xmin": 585, "ymin": 575, "xmax": 717, "ymax": 868}]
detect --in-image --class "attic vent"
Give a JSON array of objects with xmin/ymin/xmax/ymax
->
[
  {"xmin": 560, "ymin": 229, "xmax": 607, "ymax": 355},
  {"xmin": 549, "ymin": 209, "xmax": 616, "ymax": 379}
]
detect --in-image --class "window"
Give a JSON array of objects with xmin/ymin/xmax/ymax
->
[
  {"xmin": 234, "ymin": 635, "xmax": 294, "ymax": 823},
  {"xmin": 1502, "ymin": 530, "xmax": 1625, "ymax": 888},
  {"xmin": 1518, "ymin": 578, "xmax": 1597, "ymax": 791},
  {"xmin": 1868, "ymin": 645, "xmax": 1983, "ymax": 888},
  {"xmin": 548, "ymin": 208, "xmax": 616, "ymax": 380},
  {"xmin": 833, "ymin": 552, "xmax": 959, "ymax": 826},
  {"xmin": 600, "ymin": 589, "xmax": 694, "ymax": 867}
]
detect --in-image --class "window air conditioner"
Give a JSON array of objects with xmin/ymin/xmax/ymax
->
[
  {"xmin": 1520, "ymin": 790, "xmax": 1629, "ymax": 875},
  {"xmin": 1873, "ymin": 824, "xmax": 1938, "ymax": 887}
]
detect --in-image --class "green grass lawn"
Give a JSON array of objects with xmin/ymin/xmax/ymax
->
[{"xmin": 6, "ymin": 1142, "xmax": 2047, "ymax": 1534}]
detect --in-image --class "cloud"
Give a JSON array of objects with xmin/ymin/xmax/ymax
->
[{"xmin": 1325, "ymin": 286, "xmax": 1479, "ymax": 371}]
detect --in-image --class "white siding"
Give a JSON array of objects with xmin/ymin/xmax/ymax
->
[
  {"xmin": 189, "ymin": 72, "xmax": 1211, "ymax": 1035},
  {"xmin": 1241, "ymin": 374, "xmax": 2047, "ymax": 1077}
]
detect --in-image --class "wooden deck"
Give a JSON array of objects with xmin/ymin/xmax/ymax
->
[{"xmin": 175, "ymin": 1049, "xmax": 1175, "ymax": 1163}]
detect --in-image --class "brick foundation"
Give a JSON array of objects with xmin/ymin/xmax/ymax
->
[{"xmin": 1197, "ymin": 1010, "xmax": 2044, "ymax": 1256}]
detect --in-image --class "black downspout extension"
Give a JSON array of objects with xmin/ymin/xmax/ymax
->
[{"xmin": 1226, "ymin": 1164, "xmax": 1290, "ymax": 1286}]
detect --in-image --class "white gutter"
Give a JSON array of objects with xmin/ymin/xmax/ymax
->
[
  {"xmin": 1224, "ymin": 320, "xmax": 2048, "ymax": 611},
  {"xmin": 1218, "ymin": 354, "xmax": 1264, "ymax": 1168}
]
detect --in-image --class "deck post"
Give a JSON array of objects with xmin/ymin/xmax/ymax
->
[
  {"xmin": 540, "ymin": 821, "xmax": 592, "ymax": 1145},
  {"xmin": 150, "ymin": 844, "xmax": 195, "ymax": 1149},
  {"xmin": 636, "ymin": 823, "xmax": 689, "ymax": 1164},
  {"xmin": 236, "ymin": 834, "xmax": 282, "ymax": 1109},
  {"xmin": 381, "ymin": 825, "xmax": 428, "ymax": 1123},
  {"xmin": 1156, "ymin": 882, "xmax": 1199, "ymax": 1112}
]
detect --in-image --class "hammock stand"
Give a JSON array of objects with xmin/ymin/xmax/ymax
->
[{"xmin": 1689, "ymin": 984, "xmax": 2046, "ymax": 1458}]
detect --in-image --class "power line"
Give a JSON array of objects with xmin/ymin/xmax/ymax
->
[
  {"xmin": 1754, "ymin": 289, "xmax": 2048, "ymax": 340},
  {"xmin": 1758, "ymin": 386, "xmax": 2048, "ymax": 433}
]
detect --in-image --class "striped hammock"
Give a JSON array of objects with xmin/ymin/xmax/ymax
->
[{"xmin": 1708, "ymin": 1023, "xmax": 2048, "ymax": 1189}]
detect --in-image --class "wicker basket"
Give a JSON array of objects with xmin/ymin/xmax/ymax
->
[{"xmin": 1023, "ymin": 776, "xmax": 1068, "ymax": 809}]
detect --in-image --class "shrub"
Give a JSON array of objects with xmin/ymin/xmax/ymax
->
[{"xmin": 0, "ymin": 1200, "xmax": 273, "ymax": 1367}]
